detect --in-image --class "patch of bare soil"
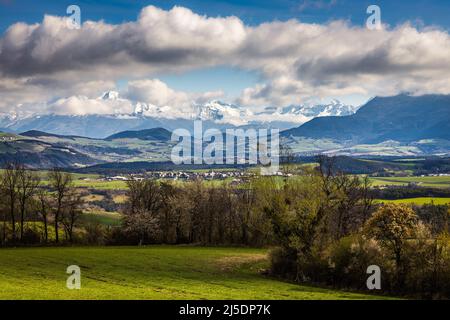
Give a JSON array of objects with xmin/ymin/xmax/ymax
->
[{"xmin": 215, "ymin": 253, "xmax": 267, "ymax": 272}]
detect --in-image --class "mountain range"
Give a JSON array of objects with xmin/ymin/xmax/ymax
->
[
  {"xmin": 283, "ymin": 94, "xmax": 450, "ymax": 143},
  {"xmin": 283, "ymin": 94, "xmax": 450, "ymax": 157},
  {"xmin": 0, "ymin": 91, "xmax": 357, "ymax": 139},
  {"xmin": 0, "ymin": 94, "xmax": 449, "ymax": 169}
]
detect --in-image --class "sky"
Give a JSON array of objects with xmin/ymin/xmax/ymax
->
[{"xmin": 1, "ymin": 0, "xmax": 450, "ymax": 117}]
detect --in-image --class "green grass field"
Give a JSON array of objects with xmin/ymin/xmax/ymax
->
[
  {"xmin": 369, "ymin": 176, "xmax": 450, "ymax": 188},
  {"xmin": 72, "ymin": 179, "xmax": 128, "ymax": 190},
  {"xmin": 80, "ymin": 211, "xmax": 123, "ymax": 226},
  {"xmin": 375, "ymin": 197, "xmax": 450, "ymax": 205},
  {"xmin": 0, "ymin": 246, "xmax": 386, "ymax": 300},
  {"xmin": 74, "ymin": 174, "xmax": 450, "ymax": 191}
]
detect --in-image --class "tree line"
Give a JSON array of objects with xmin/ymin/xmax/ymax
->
[
  {"xmin": 119, "ymin": 178, "xmax": 271, "ymax": 246},
  {"xmin": 0, "ymin": 163, "xmax": 82, "ymax": 245}
]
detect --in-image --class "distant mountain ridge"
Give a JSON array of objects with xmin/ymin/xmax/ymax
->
[
  {"xmin": 3, "ymin": 93, "xmax": 450, "ymax": 168},
  {"xmin": 21, "ymin": 130, "xmax": 97, "ymax": 140},
  {"xmin": 1, "ymin": 92, "xmax": 450, "ymax": 170},
  {"xmin": 0, "ymin": 91, "xmax": 356, "ymax": 138},
  {"xmin": 105, "ymin": 128, "xmax": 172, "ymax": 141},
  {"xmin": 283, "ymin": 94, "xmax": 450, "ymax": 143}
]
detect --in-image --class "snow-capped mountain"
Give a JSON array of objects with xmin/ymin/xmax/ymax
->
[
  {"xmin": 133, "ymin": 100, "xmax": 252, "ymax": 126},
  {"xmin": 249, "ymin": 100, "xmax": 358, "ymax": 126},
  {"xmin": 0, "ymin": 92, "xmax": 358, "ymax": 138},
  {"xmin": 267, "ymin": 100, "xmax": 358, "ymax": 118},
  {"xmin": 101, "ymin": 90, "xmax": 120, "ymax": 100},
  {"xmin": 194, "ymin": 101, "xmax": 252, "ymax": 126},
  {"xmin": 133, "ymin": 99, "xmax": 357, "ymax": 127}
]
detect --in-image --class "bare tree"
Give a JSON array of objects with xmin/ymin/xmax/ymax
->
[
  {"xmin": 61, "ymin": 192, "xmax": 83, "ymax": 243},
  {"xmin": 17, "ymin": 165, "xmax": 40, "ymax": 241},
  {"xmin": 280, "ymin": 144, "xmax": 296, "ymax": 175},
  {"xmin": 36, "ymin": 188, "xmax": 51, "ymax": 243},
  {"xmin": 315, "ymin": 155, "xmax": 374, "ymax": 238},
  {"xmin": 0, "ymin": 189, "xmax": 7, "ymax": 245},
  {"xmin": 1, "ymin": 163, "xmax": 20, "ymax": 242},
  {"xmin": 159, "ymin": 182, "xmax": 177, "ymax": 244},
  {"xmin": 48, "ymin": 169, "xmax": 73, "ymax": 243},
  {"xmin": 360, "ymin": 175, "xmax": 374, "ymax": 223},
  {"xmin": 237, "ymin": 187, "xmax": 255, "ymax": 245},
  {"xmin": 123, "ymin": 178, "xmax": 163, "ymax": 244}
]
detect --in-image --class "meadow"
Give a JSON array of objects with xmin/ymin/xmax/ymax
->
[
  {"xmin": 6, "ymin": 168, "xmax": 450, "ymax": 191},
  {"xmin": 35, "ymin": 172, "xmax": 235, "ymax": 190},
  {"xmin": 71, "ymin": 173, "xmax": 450, "ymax": 190},
  {"xmin": 0, "ymin": 246, "xmax": 385, "ymax": 300},
  {"xmin": 375, "ymin": 197, "xmax": 450, "ymax": 205},
  {"xmin": 369, "ymin": 176, "xmax": 450, "ymax": 188},
  {"xmin": 80, "ymin": 211, "xmax": 123, "ymax": 226}
]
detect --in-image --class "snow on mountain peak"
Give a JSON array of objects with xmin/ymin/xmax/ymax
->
[
  {"xmin": 101, "ymin": 91, "xmax": 120, "ymax": 100},
  {"xmin": 276, "ymin": 100, "xmax": 357, "ymax": 118},
  {"xmin": 249, "ymin": 100, "xmax": 358, "ymax": 125},
  {"xmin": 194, "ymin": 100, "xmax": 252, "ymax": 125},
  {"xmin": 0, "ymin": 94, "xmax": 357, "ymax": 132},
  {"xmin": 132, "ymin": 100, "xmax": 252, "ymax": 126}
]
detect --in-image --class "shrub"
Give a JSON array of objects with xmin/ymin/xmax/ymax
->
[
  {"xmin": 82, "ymin": 222, "xmax": 109, "ymax": 245},
  {"xmin": 403, "ymin": 232, "xmax": 450, "ymax": 299},
  {"xmin": 296, "ymin": 246, "xmax": 331, "ymax": 284},
  {"xmin": 106, "ymin": 226, "xmax": 140, "ymax": 245},
  {"xmin": 364, "ymin": 203, "xmax": 420, "ymax": 289},
  {"xmin": 21, "ymin": 227, "xmax": 41, "ymax": 245},
  {"xmin": 268, "ymin": 247, "xmax": 298, "ymax": 280},
  {"xmin": 328, "ymin": 234, "xmax": 393, "ymax": 291}
]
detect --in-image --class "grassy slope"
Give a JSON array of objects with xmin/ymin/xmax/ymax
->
[{"xmin": 0, "ymin": 246, "xmax": 385, "ymax": 300}]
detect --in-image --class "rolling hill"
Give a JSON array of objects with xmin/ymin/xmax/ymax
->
[
  {"xmin": 0, "ymin": 128, "xmax": 174, "ymax": 169},
  {"xmin": 106, "ymin": 128, "xmax": 171, "ymax": 141},
  {"xmin": 0, "ymin": 133, "xmax": 98, "ymax": 168}
]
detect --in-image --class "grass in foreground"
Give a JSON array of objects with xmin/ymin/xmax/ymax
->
[{"xmin": 0, "ymin": 246, "xmax": 386, "ymax": 300}]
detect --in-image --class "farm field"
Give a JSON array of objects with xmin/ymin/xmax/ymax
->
[
  {"xmin": 369, "ymin": 176, "xmax": 450, "ymax": 188},
  {"xmin": 71, "ymin": 178, "xmax": 236, "ymax": 190},
  {"xmin": 33, "ymin": 170, "xmax": 450, "ymax": 190},
  {"xmin": 0, "ymin": 246, "xmax": 387, "ymax": 300},
  {"xmin": 4, "ymin": 171, "xmax": 128, "ymax": 190},
  {"xmin": 32, "ymin": 172, "xmax": 237, "ymax": 190},
  {"xmin": 375, "ymin": 197, "xmax": 450, "ymax": 205},
  {"xmin": 72, "ymin": 179, "xmax": 128, "ymax": 190},
  {"xmin": 80, "ymin": 211, "xmax": 123, "ymax": 226}
]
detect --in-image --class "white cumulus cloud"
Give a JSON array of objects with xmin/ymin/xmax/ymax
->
[{"xmin": 0, "ymin": 5, "xmax": 450, "ymax": 112}]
